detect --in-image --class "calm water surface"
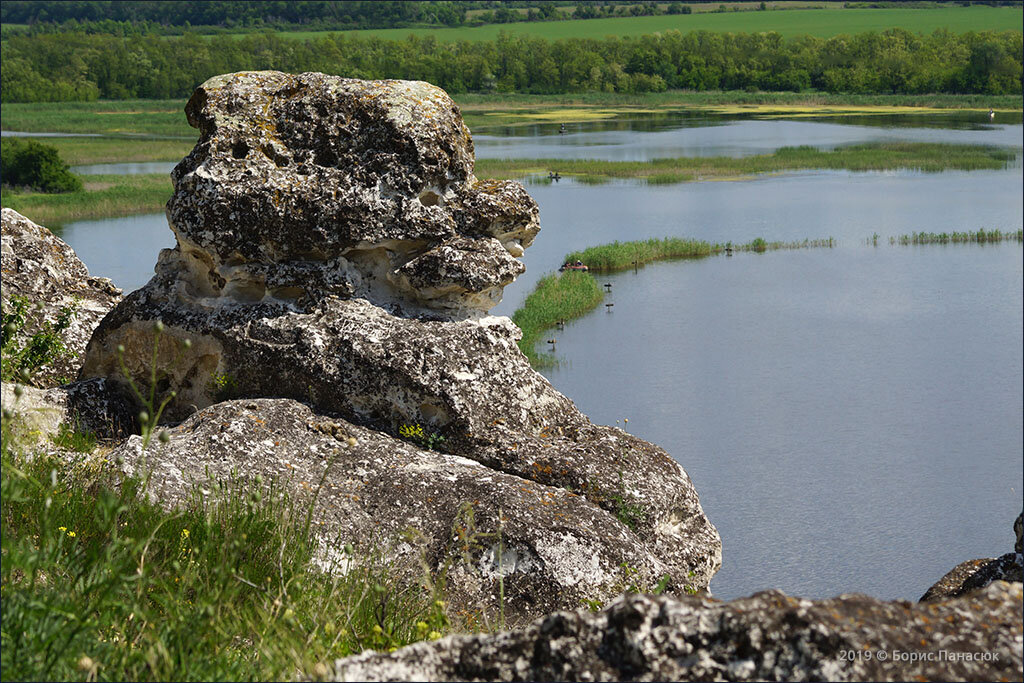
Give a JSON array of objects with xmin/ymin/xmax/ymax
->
[
  {"xmin": 51, "ymin": 116, "xmax": 1023, "ymax": 600},
  {"xmin": 541, "ymin": 246, "xmax": 1023, "ymax": 600}
]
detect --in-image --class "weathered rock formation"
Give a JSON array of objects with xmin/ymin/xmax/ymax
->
[
  {"xmin": 1, "ymin": 208, "xmax": 122, "ymax": 387},
  {"xmin": 1, "ymin": 378, "xmax": 137, "ymax": 449},
  {"xmin": 107, "ymin": 398, "xmax": 699, "ymax": 624},
  {"xmin": 327, "ymin": 583, "xmax": 1024, "ymax": 682},
  {"xmin": 920, "ymin": 511, "xmax": 1024, "ymax": 602},
  {"xmin": 79, "ymin": 72, "xmax": 721, "ymax": 620}
]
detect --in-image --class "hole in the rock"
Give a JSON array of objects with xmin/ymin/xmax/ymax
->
[
  {"xmin": 418, "ymin": 191, "xmax": 441, "ymax": 207},
  {"xmin": 270, "ymin": 286, "xmax": 305, "ymax": 301},
  {"xmin": 224, "ymin": 280, "xmax": 266, "ymax": 303},
  {"xmin": 231, "ymin": 141, "xmax": 250, "ymax": 159}
]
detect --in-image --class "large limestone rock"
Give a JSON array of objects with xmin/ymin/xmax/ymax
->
[
  {"xmin": 920, "ymin": 511, "xmax": 1023, "ymax": 602},
  {"xmin": 80, "ymin": 72, "xmax": 721, "ymax": 615},
  {"xmin": 328, "ymin": 583, "xmax": 1024, "ymax": 682},
  {"xmin": 1, "ymin": 208, "xmax": 121, "ymax": 386},
  {"xmin": 107, "ymin": 398, "xmax": 700, "ymax": 626}
]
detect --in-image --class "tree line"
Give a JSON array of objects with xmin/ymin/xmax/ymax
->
[{"xmin": 1, "ymin": 27, "xmax": 1020, "ymax": 103}]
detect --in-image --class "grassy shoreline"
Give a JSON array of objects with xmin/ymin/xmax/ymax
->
[
  {"xmin": 2, "ymin": 142, "xmax": 1015, "ymax": 226},
  {"xmin": 3, "ymin": 91, "xmax": 1020, "ymax": 137},
  {"xmin": 476, "ymin": 142, "xmax": 1018, "ymax": 184},
  {"xmin": 1, "ymin": 174, "xmax": 172, "ymax": 226}
]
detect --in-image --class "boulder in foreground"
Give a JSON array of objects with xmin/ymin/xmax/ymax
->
[{"xmin": 328, "ymin": 582, "xmax": 1023, "ymax": 682}]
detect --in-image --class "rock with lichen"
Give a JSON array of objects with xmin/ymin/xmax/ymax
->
[
  {"xmin": 920, "ymin": 511, "xmax": 1023, "ymax": 602},
  {"xmin": 1, "ymin": 208, "xmax": 121, "ymax": 386},
  {"xmin": 80, "ymin": 72, "xmax": 721, "ymax": 619},
  {"xmin": 107, "ymin": 397, "xmax": 698, "ymax": 627},
  {"xmin": 326, "ymin": 582, "xmax": 1024, "ymax": 682}
]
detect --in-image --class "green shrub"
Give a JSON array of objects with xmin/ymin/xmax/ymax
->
[
  {"xmin": 0, "ymin": 138, "xmax": 83, "ymax": 193},
  {"xmin": 1, "ymin": 295, "xmax": 78, "ymax": 385}
]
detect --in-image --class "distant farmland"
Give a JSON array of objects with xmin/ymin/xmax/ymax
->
[{"xmin": 255, "ymin": 6, "xmax": 1023, "ymax": 42}]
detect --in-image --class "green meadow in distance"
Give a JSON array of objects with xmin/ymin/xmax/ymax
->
[{"xmin": 246, "ymin": 7, "xmax": 1023, "ymax": 43}]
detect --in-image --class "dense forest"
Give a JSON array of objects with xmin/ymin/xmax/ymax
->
[{"xmin": 1, "ymin": 26, "xmax": 1020, "ymax": 102}]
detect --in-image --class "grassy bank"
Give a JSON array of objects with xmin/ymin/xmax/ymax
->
[
  {"xmin": 513, "ymin": 236, "xmax": 836, "ymax": 364},
  {"xmin": 3, "ymin": 92, "xmax": 1019, "ymax": 142},
  {"xmin": 2, "ymin": 142, "xmax": 1013, "ymax": 226},
  {"xmin": 41, "ymin": 138, "xmax": 194, "ymax": 166},
  {"xmin": 477, "ymin": 142, "xmax": 1018, "ymax": 184},
  {"xmin": 0, "ymin": 433, "xmax": 453, "ymax": 681},
  {"xmin": 1, "ymin": 174, "xmax": 173, "ymax": 225},
  {"xmin": 890, "ymin": 228, "xmax": 1024, "ymax": 245},
  {"xmin": 512, "ymin": 271, "xmax": 603, "ymax": 366},
  {"xmin": 0, "ymin": 100, "xmax": 194, "ymax": 138}
]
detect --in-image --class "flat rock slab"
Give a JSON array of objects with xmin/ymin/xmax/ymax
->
[{"xmin": 329, "ymin": 583, "xmax": 1024, "ymax": 682}]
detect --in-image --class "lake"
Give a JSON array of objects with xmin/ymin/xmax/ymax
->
[{"xmin": 47, "ymin": 114, "xmax": 1024, "ymax": 601}]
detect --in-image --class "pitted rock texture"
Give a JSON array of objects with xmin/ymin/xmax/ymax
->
[
  {"xmin": 80, "ymin": 73, "xmax": 721, "ymax": 602},
  {"xmin": 1, "ymin": 208, "xmax": 121, "ymax": 386},
  {"xmin": 108, "ymin": 398, "xmax": 693, "ymax": 626},
  {"xmin": 328, "ymin": 584, "xmax": 1024, "ymax": 682},
  {"xmin": 166, "ymin": 71, "xmax": 539, "ymax": 316},
  {"xmin": 921, "ymin": 511, "xmax": 1023, "ymax": 602}
]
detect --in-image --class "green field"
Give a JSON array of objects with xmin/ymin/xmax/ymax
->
[
  {"xmin": 253, "ymin": 7, "xmax": 1022, "ymax": 42},
  {"xmin": 4, "ymin": 91, "xmax": 1020, "ymax": 153},
  {"xmin": 0, "ymin": 100, "xmax": 193, "ymax": 138}
]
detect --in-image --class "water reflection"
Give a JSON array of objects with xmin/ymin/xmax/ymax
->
[
  {"xmin": 475, "ymin": 117, "xmax": 1023, "ymax": 161},
  {"xmin": 540, "ymin": 245, "xmax": 1023, "ymax": 600}
]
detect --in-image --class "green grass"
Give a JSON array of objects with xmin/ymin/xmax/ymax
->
[
  {"xmin": 890, "ymin": 228, "xmax": 1024, "ymax": 245},
  {"xmin": 476, "ymin": 142, "xmax": 1019, "ymax": 183},
  {"xmin": 512, "ymin": 271, "xmax": 603, "ymax": 366},
  {"xmin": 36, "ymin": 138, "xmax": 194, "ymax": 166},
  {"xmin": 564, "ymin": 237, "xmax": 714, "ymax": 271},
  {"xmin": 0, "ymin": 100, "xmax": 194, "ymax": 138},
  {"xmin": 1, "ymin": 173, "xmax": 173, "ymax": 225},
  {"xmin": 0, "ymin": 423, "xmax": 453, "ymax": 681},
  {"xmin": 238, "ymin": 6, "xmax": 1022, "ymax": 42}
]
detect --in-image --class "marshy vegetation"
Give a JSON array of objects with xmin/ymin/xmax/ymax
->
[
  {"xmin": 512, "ymin": 271, "xmax": 603, "ymax": 367},
  {"xmin": 476, "ymin": 142, "xmax": 1018, "ymax": 184},
  {"xmin": 890, "ymin": 228, "xmax": 1024, "ymax": 245}
]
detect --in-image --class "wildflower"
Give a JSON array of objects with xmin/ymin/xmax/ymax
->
[
  {"xmin": 428, "ymin": 630, "xmax": 442, "ymax": 640},
  {"xmin": 372, "ymin": 625, "xmax": 383, "ymax": 635},
  {"xmin": 67, "ymin": 531, "xmax": 76, "ymax": 537},
  {"xmin": 58, "ymin": 526, "xmax": 67, "ymax": 532},
  {"xmin": 416, "ymin": 621, "xmax": 429, "ymax": 633}
]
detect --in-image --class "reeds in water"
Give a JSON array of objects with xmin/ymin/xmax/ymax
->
[{"xmin": 890, "ymin": 228, "xmax": 1023, "ymax": 245}]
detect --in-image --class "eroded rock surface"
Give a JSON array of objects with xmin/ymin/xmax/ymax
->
[
  {"xmin": 80, "ymin": 72, "xmax": 722, "ymax": 611},
  {"xmin": 328, "ymin": 583, "xmax": 1024, "ymax": 682},
  {"xmin": 1, "ymin": 378, "xmax": 136, "ymax": 448},
  {"xmin": 921, "ymin": 511, "xmax": 1024, "ymax": 602},
  {"xmin": 1, "ymin": 208, "xmax": 122, "ymax": 386},
  {"xmin": 109, "ymin": 398, "xmax": 691, "ymax": 626}
]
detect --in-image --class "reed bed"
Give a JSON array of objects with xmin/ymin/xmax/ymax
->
[
  {"xmin": 890, "ymin": 228, "xmax": 1023, "ymax": 245},
  {"xmin": 474, "ymin": 142, "xmax": 1017, "ymax": 183},
  {"xmin": 512, "ymin": 271, "xmax": 603, "ymax": 366}
]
